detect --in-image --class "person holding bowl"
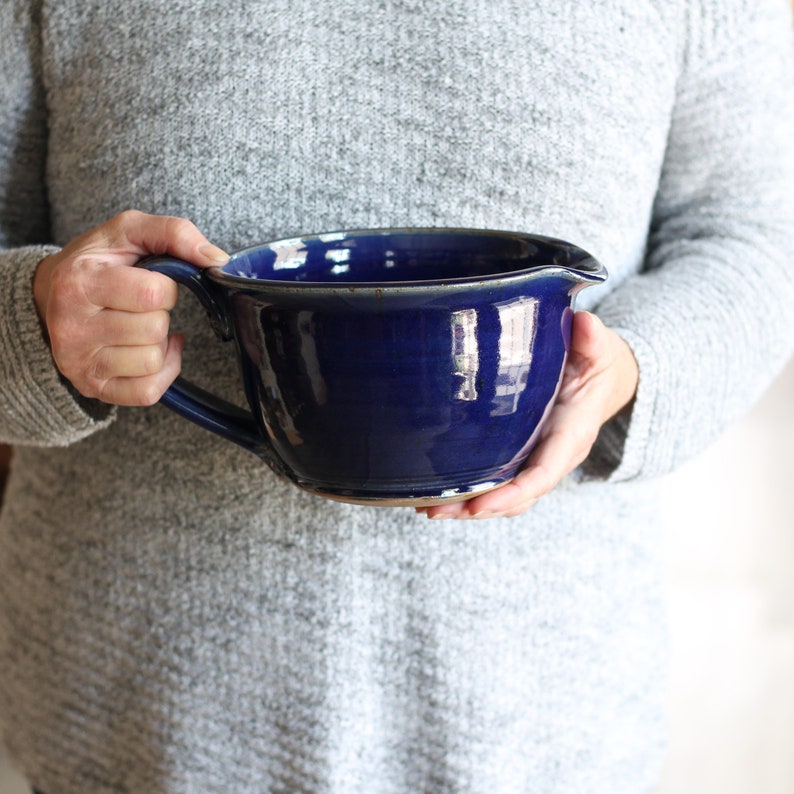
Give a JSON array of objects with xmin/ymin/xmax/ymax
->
[{"xmin": 1, "ymin": 1, "xmax": 793, "ymax": 793}]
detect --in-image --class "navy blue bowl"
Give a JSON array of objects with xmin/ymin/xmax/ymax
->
[{"xmin": 141, "ymin": 228, "xmax": 606, "ymax": 505}]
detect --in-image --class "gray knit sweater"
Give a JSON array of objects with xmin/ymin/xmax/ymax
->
[{"xmin": 2, "ymin": 2, "xmax": 794, "ymax": 793}]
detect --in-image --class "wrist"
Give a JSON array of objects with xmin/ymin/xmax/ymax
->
[{"xmin": 33, "ymin": 251, "xmax": 60, "ymax": 324}]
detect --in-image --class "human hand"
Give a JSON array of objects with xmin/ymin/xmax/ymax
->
[
  {"xmin": 33, "ymin": 210, "xmax": 229, "ymax": 406},
  {"xmin": 419, "ymin": 311, "xmax": 639, "ymax": 520}
]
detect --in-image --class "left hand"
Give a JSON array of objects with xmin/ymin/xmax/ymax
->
[{"xmin": 419, "ymin": 311, "xmax": 639, "ymax": 520}]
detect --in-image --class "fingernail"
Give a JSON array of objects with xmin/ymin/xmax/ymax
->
[{"xmin": 198, "ymin": 243, "xmax": 230, "ymax": 263}]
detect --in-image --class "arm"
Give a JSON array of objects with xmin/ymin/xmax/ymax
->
[
  {"xmin": 0, "ymin": 0, "xmax": 93, "ymax": 447},
  {"xmin": 425, "ymin": 0, "xmax": 794, "ymax": 519},
  {"xmin": 588, "ymin": 0, "xmax": 794, "ymax": 482},
  {"xmin": 0, "ymin": 2, "xmax": 228, "ymax": 445}
]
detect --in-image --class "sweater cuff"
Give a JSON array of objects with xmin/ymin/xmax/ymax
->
[{"xmin": 0, "ymin": 245, "xmax": 116, "ymax": 446}]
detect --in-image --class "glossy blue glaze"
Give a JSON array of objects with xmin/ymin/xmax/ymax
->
[{"xmin": 141, "ymin": 229, "xmax": 606, "ymax": 505}]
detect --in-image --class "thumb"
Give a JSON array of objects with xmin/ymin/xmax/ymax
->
[
  {"xmin": 95, "ymin": 210, "xmax": 230, "ymax": 268},
  {"xmin": 567, "ymin": 311, "xmax": 607, "ymax": 374},
  {"xmin": 569, "ymin": 311, "xmax": 639, "ymax": 421}
]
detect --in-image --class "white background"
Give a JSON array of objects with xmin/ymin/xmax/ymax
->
[{"xmin": 658, "ymin": 356, "xmax": 794, "ymax": 794}]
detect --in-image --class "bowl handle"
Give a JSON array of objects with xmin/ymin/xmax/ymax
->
[{"xmin": 136, "ymin": 256, "xmax": 286, "ymax": 473}]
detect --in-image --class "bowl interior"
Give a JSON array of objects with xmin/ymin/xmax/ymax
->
[{"xmin": 223, "ymin": 229, "xmax": 599, "ymax": 285}]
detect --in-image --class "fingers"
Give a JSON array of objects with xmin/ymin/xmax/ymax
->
[
  {"xmin": 422, "ymin": 445, "xmax": 581, "ymax": 522},
  {"xmin": 421, "ymin": 415, "xmax": 595, "ymax": 520},
  {"xmin": 422, "ymin": 434, "xmax": 594, "ymax": 521},
  {"xmin": 44, "ymin": 263, "xmax": 181, "ymax": 401},
  {"xmin": 94, "ymin": 335, "xmax": 186, "ymax": 407},
  {"xmin": 457, "ymin": 419, "xmax": 597, "ymax": 520},
  {"xmin": 90, "ymin": 342, "xmax": 169, "ymax": 380},
  {"xmin": 81, "ymin": 262, "xmax": 180, "ymax": 313},
  {"xmin": 86, "ymin": 308, "xmax": 172, "ymax": 347},
  {"xmin": 50, "ymin": 305, "xmax": 182, "ymax": 404}
]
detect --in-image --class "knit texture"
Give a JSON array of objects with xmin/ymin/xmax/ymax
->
[{"xmin": 1, "ymin": 2, "xmax": 794, "ymax": 792}]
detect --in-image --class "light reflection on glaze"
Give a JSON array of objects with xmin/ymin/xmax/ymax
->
[
  {"xmin": 297, "ymin": 311, "xmax": 327, "ymax": 407},
  {"xmin": 451, "ymin": 308, "xmax": 480, "ymax": 401},
  {"xmin": 325, "ymin": 247, "xmax": 352, "ymax": 277},
  {"xmin": 492, "ymin": 296, "xmax": 538, "ymax": 416},
  {"xmin": 271, "ymin": 238, "xmax": 309, "ymax": 271},
  {"xmin": 253, "ymin": 313, "xmax": 304, "ymax": 447}
]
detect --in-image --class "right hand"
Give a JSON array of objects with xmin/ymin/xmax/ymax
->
[{"xmin": 33, "ymin": 210, "xmax": 229, "ymax": 406}]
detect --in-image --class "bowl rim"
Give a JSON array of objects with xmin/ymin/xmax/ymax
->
[{"xmin": 212, "ymin": 227, "xmax": 607, "ymax": 291}]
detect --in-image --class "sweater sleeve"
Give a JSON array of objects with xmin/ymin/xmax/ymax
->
[
  {"xmin": 583, "ymin": 0, "xmax": 794, "ymax": 482},
  {"xmin": 0, "ymin": 0, "xmax": 115, "ymax": 446}
]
